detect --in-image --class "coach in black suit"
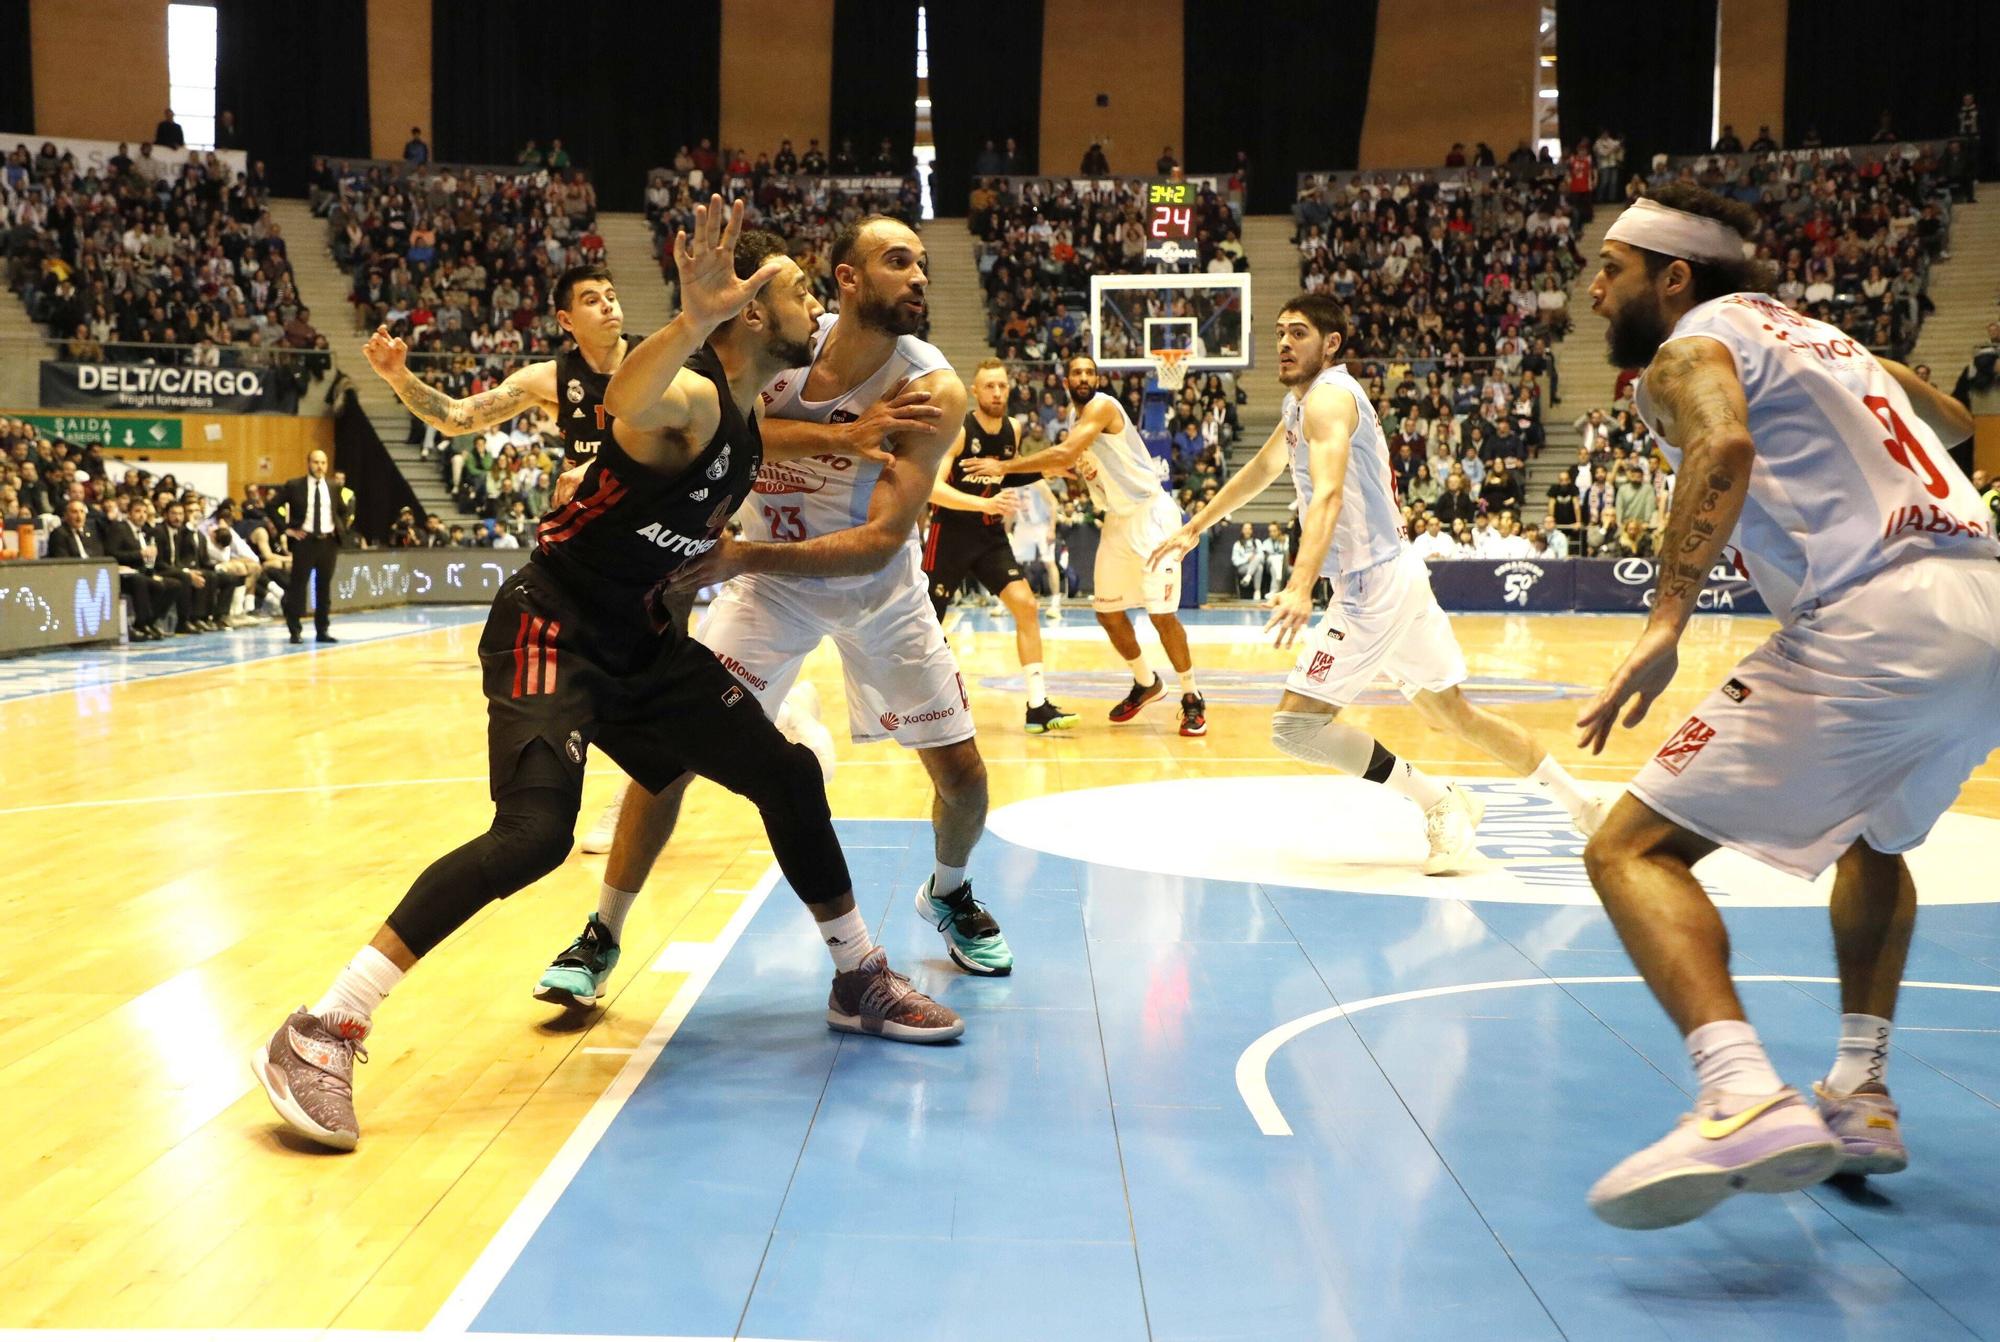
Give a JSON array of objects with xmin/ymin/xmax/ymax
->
[
  {"xmin": 61, "ymin": 499, "xmax": 164, "ymax": 640},
  {"xmin": 272, "ymin": 449, "xmax": 351, "ymax": 644}
]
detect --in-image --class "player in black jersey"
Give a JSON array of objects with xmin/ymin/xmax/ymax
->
[
  {"xmin": 254, "ymin": 199, "xmax": 965, "ymax": 1153},
  {"xmin": 363, "ymin": 262, "xmax": 631, "ymax": 472},
  {"xmin": 925, "ymin": 357, "xmax": 1077, "ymax": 734},
  {"xmin": 364, "ymin": 264, "xmax": 701, "ymax": 852}
]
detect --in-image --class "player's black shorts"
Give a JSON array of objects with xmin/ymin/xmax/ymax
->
[
  {"xmin": 478, "ymin": 563, "xmax": 773, "ymax": 800},
  {"xmin": 923, "ymin": 519, "xmax": 1023, "ymax": 618}
]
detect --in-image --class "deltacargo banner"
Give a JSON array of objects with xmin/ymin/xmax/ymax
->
[
  {"xmin": 39, "ymin": 361, "xmax": 297, "ymax": 414},
  {"xmin": 1423, "ymin": 558, "xmax": 1770, "ymax": 615},
  {"xmin": 0, "ymin": 559, "xmax": 122, "ymax": 654}
]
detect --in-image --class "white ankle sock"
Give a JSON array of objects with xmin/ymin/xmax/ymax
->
[
  {"xmin": 312, "ymin": 945, "xmax": 403, "ymax": 1033},
  {"xmin": 1529, "ymin": 754, "xmax": 1593, "ymax": 820},
  {"xmin": 818, "ymin": 907, "xmax": 876, "ymax": 973},
  {"xmin": 1023, "ymin": 662, "xmax": 1047, "ymax": 708},
  {"xmin": 930, "ymin": 861, "xmax": 969, "ymax": 901},
  {"xmin": 1826, "ymin": 1012, "xmax": 1892, "ymax": 1093},
  {"xmin": 1379, "ymin": 755, "xmax": 1449, "ymax": 810},
  {"xmin": 1176, "ymin": 667, "xmax": 1199, "ymax": 696},
  {"xmin": 596, "ymin": 882, "xmax": 640, "ymax": 943},
  {"xmin": 1125, "ymin": 655, "xmax": 1153, "ymax": 686},
  {"xmin": 1686, "ymin": 1018, "xmax": 1784, "ymax": 1096}
]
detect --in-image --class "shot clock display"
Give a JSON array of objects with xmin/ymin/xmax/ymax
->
[{"xmin": 1144, "ymin": 179, "xmax": 1196, "ymax": 260}]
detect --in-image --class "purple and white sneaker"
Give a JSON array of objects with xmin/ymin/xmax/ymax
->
[
  {"xmin": 1588, "ymin": 1087, "xmax": 1843, "ymax": 1229},
  {"xmin": 1813, "ymin": 1081, "xmax": 1908, "ymax": 1176}
]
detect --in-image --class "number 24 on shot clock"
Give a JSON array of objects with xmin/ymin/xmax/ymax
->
[{"xmin": 1146, "ymin": 179, "xmax": 1195, "ymax": 244}]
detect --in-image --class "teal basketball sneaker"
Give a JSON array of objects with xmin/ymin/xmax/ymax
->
[
  {"xmin": 535, "ymin": 913, "xmax": 621, "ymax": 1008},
  {"xmin": 915, "ymin": 877, "xmax": 1014, "ymax": 976}
]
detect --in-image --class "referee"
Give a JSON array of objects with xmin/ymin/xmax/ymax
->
[{"xmin": 275, "ymin": 449, "xmax": 349, "ymax": 644}]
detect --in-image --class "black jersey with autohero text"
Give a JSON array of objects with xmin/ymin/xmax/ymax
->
[
  {"xmin": 532, "ymin": 344, "xmax": 758, "ymax": 626},
  {"xmin": 934, "ymin": 411, "xmax": 1018, "ymax": 532}
]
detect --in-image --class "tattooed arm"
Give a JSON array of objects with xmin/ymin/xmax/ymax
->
[
  {"xmin": 1641, "ymin": 336, "xmax": 1755, "ymax": 634},
  {"xmin": 361, "ymin": 325, "xmax": 557, "ymax": 434},
  {"xmin": 1575, "ymin": 336, "xmax": 1754, "ymax": 753}
]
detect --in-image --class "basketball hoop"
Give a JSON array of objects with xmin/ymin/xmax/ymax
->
[{"xmin": 1150, "ymin": 348, "xmax": 1192, "ymax": 392}]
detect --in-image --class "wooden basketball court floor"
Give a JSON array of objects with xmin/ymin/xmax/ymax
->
[{"xmin": 3, "ymin": 601, "xmax": 1998, "ymax": 1341}]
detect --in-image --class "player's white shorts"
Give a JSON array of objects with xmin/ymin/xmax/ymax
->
[
  {"xmin": 1011, "ymin": 531, "xmax": 1055, "ymax": 568},
  {"xmin": 696, "ymin": 553, "xmax": 975, "ymax": 751},
  {"xmin": 1630, "ymin": 553, "xmax": 2000, "ymax": 879},
  {"xmin": 1284, "ymin": 548, "xmax": 1469, "ymax": 705},
  {"xmin": 1094, "ymin": 495, "xmax": 1183, "ymax": 615}
]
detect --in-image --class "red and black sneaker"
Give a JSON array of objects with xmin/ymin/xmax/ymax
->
[
  {"xmin": 1108, "ymin": 675, "xmax": 1165, "ymax": 724},
  {"xmin": 1178, "ymin": 692, "xmax": 1207, "ymax": 737}
]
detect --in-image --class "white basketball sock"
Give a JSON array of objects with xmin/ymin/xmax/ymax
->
[
  {"xmin": 312, "ymin": 945, "xmax": 404, "ymax": 1035},
  {"xmin": 1686, "ymin": 1018, "xmax": 1785, "ymax": 1097},
  {"xmin": 1176, "ymin": 667, "xmax": 1199, "ymax": 696},
  {"xmin": 1529, "ymin": 754, "xmax": 1594, "ymax": 821},
  {"xmin": 930, "ymin": 861, "xmax": 969, "ymax": 901},
  {"xmin": 817, "ymin": 907, "xmax": 876, "ymax": 973},
  {"xmin": 1377, "ymin": 755, "xmax": 1450, "ymax": 811},
  {"xmin": 1023, "ymin": 662, "xmax": 1048, "ymax": 708},
  {"xmin": 1825, "ymin": 1013, "xmax": 1892, "ymax": 1093},
  {"xmin": 596, "ymin": 882, "xmax": 640, "ymax": 944},
  {"xmin": 1125, "ymin": 655, "xmax": 1153, "ymax": 686}
]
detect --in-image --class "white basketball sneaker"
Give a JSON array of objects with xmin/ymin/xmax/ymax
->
[
  {"xmin": 775, "ymin": 682, "xmax": 837, "ymax": 784},
  {"xmin": 580, "ymin": 786, "xmax": 624, "ymax": 854},
  {"xmin": 1421, "ymin": 784, "xmax": 1486, "ymax": 875}
]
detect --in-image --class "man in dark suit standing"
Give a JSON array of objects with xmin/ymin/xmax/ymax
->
[{"xmin": 273, "ymin": 449, "xmax": 350, "ymax": 644}]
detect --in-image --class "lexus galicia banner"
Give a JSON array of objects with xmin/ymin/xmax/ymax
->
[
  {"xmin": 39, "ymin": 361, "xmax": 298, "ymax": 414},
  {"xmin": 1423, "ymin": 558, "xmax": 1769, "ymax": 615}
]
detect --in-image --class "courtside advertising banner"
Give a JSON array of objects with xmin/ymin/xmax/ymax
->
[{"xmin": 39, "ymin": 361, "xmax": 297, "ymax": 414}]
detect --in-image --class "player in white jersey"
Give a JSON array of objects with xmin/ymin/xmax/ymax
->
[
  {"xmin": 1574, "ymin": 187, "xmax": 2000, "ymax": 1230},
  {"xmin": 543, "ymin": 215, "xmax": 1020, "ymax": 994},
  {"xmin": 1149, "ymin": 293, "xmax": 1605, "ymax": 874},
  {"xmin": 1007, "ymin": 477, "xmax": 1061, "ymax": 613},
  {"xmin": 967, "ymin": 354, "xmax": 1206, "ymax": 735}
]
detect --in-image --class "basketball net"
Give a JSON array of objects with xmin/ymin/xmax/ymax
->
[{"xmin": 1150, "ymin": 348, "xmax": 1191, "ymax": 392}]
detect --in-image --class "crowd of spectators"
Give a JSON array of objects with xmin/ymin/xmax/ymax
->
[
  {"xmin": 644, "ymin": 137, "xmax": 920, "ymax": 311},
  {"xmin": 316, "ymin": 158, "xmax": 599, "ymax": 355},
  {"xmin": 2, "ymin": 139, "xmax": 329, "ymax": 387},
  {"xmin": 1619, "ymin": 138, "xmax": 1961, "ymax": 360}
]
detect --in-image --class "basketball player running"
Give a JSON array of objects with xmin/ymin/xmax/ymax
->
[
  {"xmin": 541, "ymin": 214, "xmax": 1015, "ymax": 1002},
  {"xmin": 1149, "ymin": 293, "xmax": 1604, "ymax": 875},
  {"xmin": 253, "ymin": 200, "xmax": 965, "ymax": 1153},
  {"xmin": 925, "ymin": 357, "xmax": 1078, "ymax": 733},
  {"xmin": 363, "ymin": 265, "xmax": 702, "ymax": 855},
  {"xmin": 1575, "ymin": 187, "xmax": 2000, "ymax": 1228},
  {"xmin": 966, "ymin": 354, "xmax": 1205, "ymax": 735}
]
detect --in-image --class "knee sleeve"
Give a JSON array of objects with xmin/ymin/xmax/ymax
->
[
  {"xmin": 386, "ymin": 783, "xmax": 576, "ymax": 957},
  {"xmin": 1271, "ymin": 711, "xmax": 1377, "ymax": 775},
  {"xmin": 755, "ymin": 742, "xmax": 852, "ymax": 906}
]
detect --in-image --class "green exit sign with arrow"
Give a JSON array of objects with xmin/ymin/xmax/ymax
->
[{"xmin": 13, "ymin": 412, "xmax": 184, "ymax": 450}]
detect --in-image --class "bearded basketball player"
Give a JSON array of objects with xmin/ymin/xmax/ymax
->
[
  {"xmin": 535, "ymin": 214, "xmax": 1018, "ymax": 1014},
  {"xmin": 1577, "ymin": 186, "xmax": 2000, "ymax": 1228},
  {"xmin": 254, "ymin": 200, "xmax": 966, "ymax": 1152}
]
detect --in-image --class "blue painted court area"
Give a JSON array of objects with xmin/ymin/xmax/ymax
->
[
  {"xmin": 468, "ymin": 815, "xmax": 2000, "ymax": 1342},
  {"xmin": 0, "ymin": 606, "xmax": 490, "ymax": 703}
]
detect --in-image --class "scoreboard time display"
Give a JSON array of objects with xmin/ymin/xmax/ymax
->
[{"xmin": 1145, "ymin": 179, "xmax": 1196, "ymax": 249}]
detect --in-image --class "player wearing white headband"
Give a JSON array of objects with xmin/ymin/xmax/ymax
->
[{"xmin": 1576, "ymin": 185, "xmax": 2000, "ymax": 1230}]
